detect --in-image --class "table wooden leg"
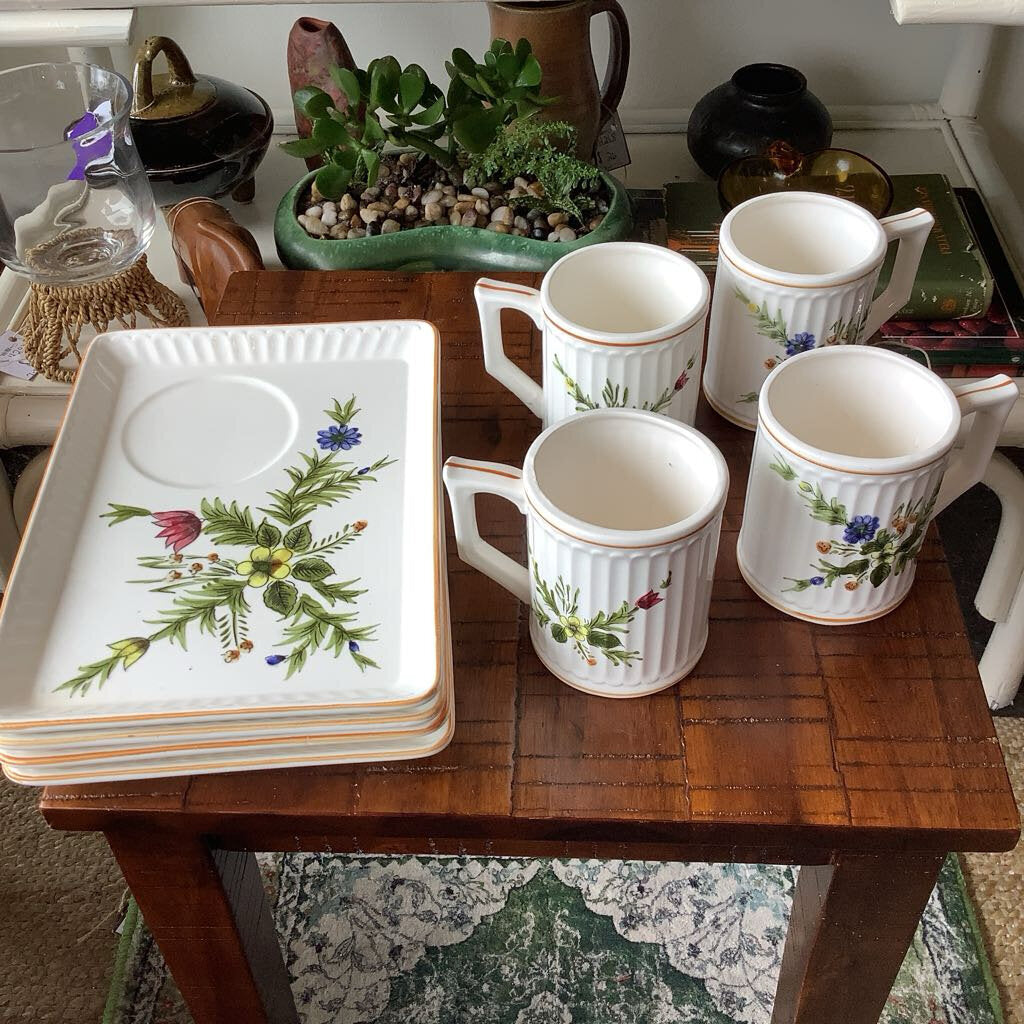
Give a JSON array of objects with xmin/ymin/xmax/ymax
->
[
  {"xmin": 771, "ymin": 852, "xmax": 944, "ymax": 1024},
  {"xmin": 105, "ymin": 828, "xmax": 297, "ymax": 1024}
]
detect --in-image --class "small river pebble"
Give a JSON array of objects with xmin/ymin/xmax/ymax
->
[
  {"xmin": 298, "ymin": 170, "xmax": 608, "ymax": 245},
  {"xmin": 298, "ymin": 214, "xmax": 327, "ymax": 236}
]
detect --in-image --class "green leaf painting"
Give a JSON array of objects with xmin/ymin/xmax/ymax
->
[
  {"xmin": 59, "ymin": 396, "xmax": 395, "ymax": 696},
  {"xmin": 732, "ymin": 289, "xmax": 868, "ymax": 406},
  {"xmin": 531, "ymin": 563, "xmax": 672, "ymax": 667},
  {"xmin": 770, "ymin": 451, "xmax": 939, "ymax": 595},
  {"xmin": 551, "ymin": 353, "xmax": 696, "ymax": 416}
]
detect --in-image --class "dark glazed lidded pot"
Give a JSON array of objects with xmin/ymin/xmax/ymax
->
[
  {"xmin": 129, "ymin": 36, "xmax": 273, "ymax": 206},
  {"xmin": 686, "ymin": 63, "xmax": 832, "ymax": 179}
]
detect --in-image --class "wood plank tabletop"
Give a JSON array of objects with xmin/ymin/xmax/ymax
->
[{"xmin": 40, "ymin": 271, "xmax": 1020, "ymax": 860}]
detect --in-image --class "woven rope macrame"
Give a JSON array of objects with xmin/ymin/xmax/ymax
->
[{"xmin": 22, "ymin": 254, "xmax": 189, "ymax": 383}]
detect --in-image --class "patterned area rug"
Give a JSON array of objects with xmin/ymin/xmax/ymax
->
[{"xmin": 105, "ymin": 854, "xmax": 1000, "ymax": 1024}]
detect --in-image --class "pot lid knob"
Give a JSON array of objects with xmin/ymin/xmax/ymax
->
[{"xmin": 131, "ymin": 36, "xmax": 216, "ymax": 120}]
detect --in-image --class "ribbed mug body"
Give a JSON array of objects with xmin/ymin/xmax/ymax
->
[
  {"xmin": 540, "ymin": 319, "xmax": 704, "ymax": 428},
  {"xmin": 527, "ymin": 499, "xmax": 723, "ymax": 696},
  {"xmin": 737, "ymin": 427, "xmax": 947, "ymax": 623},
  {"xmin": 703, "ymin": 253, "xmax": 877, "ymax": 430}
]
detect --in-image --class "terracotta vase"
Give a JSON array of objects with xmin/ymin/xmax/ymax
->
[
  {"xmin": 487, "ymin": 0, "xmax": 630, "ymax": 159},
  {"xmin": 286, "ymin": 17, "xmax": 356, "ymax": 170}
]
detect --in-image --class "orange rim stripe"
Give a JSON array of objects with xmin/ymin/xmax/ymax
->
[
  {"xmin": 758, "ymin": 415, "xmax": 950, "ymax": 477},
  {"xmin": 525, "ymin": 495, "xmax": 713, "ymax": 550},
  {"xmin": 446, "ymin": 461, "xmax": 521, "ymax": 481},
  {"xmin": 719, "ymin": 248, "xmax": 878, "ymax": 291},
  {"xmin": 2, "ymin": 705, "xmax": 455, "ymax": 782},
  {"xmin": 475, "ymin": 280, "xmax": 702, "ymax": 348}
]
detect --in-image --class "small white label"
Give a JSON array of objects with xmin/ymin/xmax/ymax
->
[
  {"xmin": 0, "ymin": 331, "xmax": 37, "ymax": 381},
  {"xmin": 594, "ymin": 110, "xmax": 631, "ymax": 172}
]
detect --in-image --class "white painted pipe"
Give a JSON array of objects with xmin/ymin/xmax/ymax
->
[
  {"xmin": 892, "ymin": 0, "xmax": 1024, "ymax": 24},
  {"xmin": 945, "ymin": 116, "xmax": 1024, "ymax": 284},
  {"xmin": 939, "ymin": 25, "xmax": 996, "ymax": 117},
  {"xmin": 975, "ymin": 452, "xmax": 1024, "ymax": 621},
  {"xmin": 980, "ymin": 584, "xmax": 1024, "ymax": 708},
  {"xmin": 1, "ymin": 9, "xmax": 134, "ymax": 46},
  {"xmin": 0, "ymin": 396, "xmax": 66, "ymax": 448}
]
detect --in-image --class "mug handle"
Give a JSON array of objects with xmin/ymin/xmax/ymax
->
[
  {"xmin": 475, "ymin": 278, "xmax": 545, "ymax": 419},
  {"xmin": 592, "ymin": 0, "xmax": 631, "ymax": 128},
  {"xmin": 935, "ymin": 375, "xmax": 1019, "ymax": 514},
  {"xmin": 443, "ymin": 457, "xmax": 531, "ymax": 605},
  {"xmin": 861, "ymin": 208, "xmax": 935, "ymax": 339}
]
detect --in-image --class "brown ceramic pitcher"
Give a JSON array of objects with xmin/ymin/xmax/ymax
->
[{"xmin": 487, "ymin": 0, "xmax": 630, "ymax": 158}]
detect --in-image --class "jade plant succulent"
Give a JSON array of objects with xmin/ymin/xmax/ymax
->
[{"xmin": 281, "ymin": 38, "xmax": 558, "ymax": 200}]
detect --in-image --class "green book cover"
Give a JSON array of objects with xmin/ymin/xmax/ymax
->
[{"xmin": 664, "ymin": 174, "xmax": 993, "ymax": 320}]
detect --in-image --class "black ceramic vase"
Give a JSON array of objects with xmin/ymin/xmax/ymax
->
[{"xmin": 686, "ymin": 63, "xmax": 832, "ymax": 179}]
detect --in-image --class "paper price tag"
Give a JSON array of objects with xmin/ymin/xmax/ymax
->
[
  {"xmin": 593, "ymin": 110, "xmax": 631, "ymax": 172},
  {"xmin": 0, "ymin": 331, "xmax": 38, "ymax": 381}
]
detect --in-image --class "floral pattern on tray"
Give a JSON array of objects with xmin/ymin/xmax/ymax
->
[
  {"xmin": 59, "ymin": 396, "xmax": 395, "ymax": 696},
  {"xmin": 769, "ymin": 452, "xmax": 938, "ymax": 594}
]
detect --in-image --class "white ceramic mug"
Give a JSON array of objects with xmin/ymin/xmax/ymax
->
[
  {"xmin": 443, "ymin": 409, "xmax": 728, "ymax": 696},
  {"xmin": 476, "ymin": 242, "xmax": 711, "ymax": 428},
  {"xmin": 738, "ymin": 346, "xmax": 1018, "ymax": 624},
  {"xmin": 703, "ymin": 192, "xmax": 935, "ymax": 430}
]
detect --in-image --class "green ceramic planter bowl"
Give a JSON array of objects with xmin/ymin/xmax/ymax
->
[{"xmin": 274, "ymin": 169, "xmax": 633, "ymax": 272}]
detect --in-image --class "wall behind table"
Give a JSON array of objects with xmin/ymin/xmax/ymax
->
[
  {"xmin": 979, "ymin": 26, "xmax": 1024, "ymax": 196},
  {"xmin": 2, "ymin": 0, "xmax": 956, "ymax": 126}
]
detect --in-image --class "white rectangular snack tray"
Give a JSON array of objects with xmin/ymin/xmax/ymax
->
[
  {"xmin": 0, "ymin": 322, "xmax": 442, "ymax": 729},
  {"xmin": 2, "ymin": 521, "xmax": 455, "ymax": 785}
]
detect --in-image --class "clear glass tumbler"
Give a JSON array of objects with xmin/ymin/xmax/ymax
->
[{"xmin": 0, "ymin": 62, "xmax": 156, "ymax": 284}]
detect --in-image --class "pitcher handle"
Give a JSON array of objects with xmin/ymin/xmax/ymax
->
[
  {"xmin": 935, "ymin": 375, "xmax": 1019, "ymax": 514},
  {"xmin": 442, "ymin": 457, "xmax": 531, "ymax": 605},
  {"xmin": 475, "ymin": 278, "xmax": 545, "ymax": 419},
  {"xmin": 860, "ymin": 208, "xmax": 934, "ymax": 339},
  {"xmin": 592, "ymin": 0, "xmax": 630, "ymax": 127}
]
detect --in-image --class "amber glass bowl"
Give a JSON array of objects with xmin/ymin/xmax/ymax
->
[{"xmin": 718, "ymin": 142, "xmax": 894, "ymax": 217}]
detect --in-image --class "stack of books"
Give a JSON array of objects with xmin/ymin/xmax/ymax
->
[{"xmin": 660, "ymin": 174, "xmax": 1023, "ymax": 379}]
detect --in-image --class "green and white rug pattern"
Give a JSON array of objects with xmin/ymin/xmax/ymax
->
[{"xmin": 105, "ymin": 855, "xmax": 1001, "ymax": 1024}]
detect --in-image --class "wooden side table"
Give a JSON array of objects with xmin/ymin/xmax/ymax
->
[{"xmin": 40, "ymin": 271, "xmax": 1019, "ymax": 1024}]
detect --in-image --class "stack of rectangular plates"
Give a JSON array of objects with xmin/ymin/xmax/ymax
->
[{"xmin": 0, "ymin": 321, "xmax": 452, "ymax": 785}]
